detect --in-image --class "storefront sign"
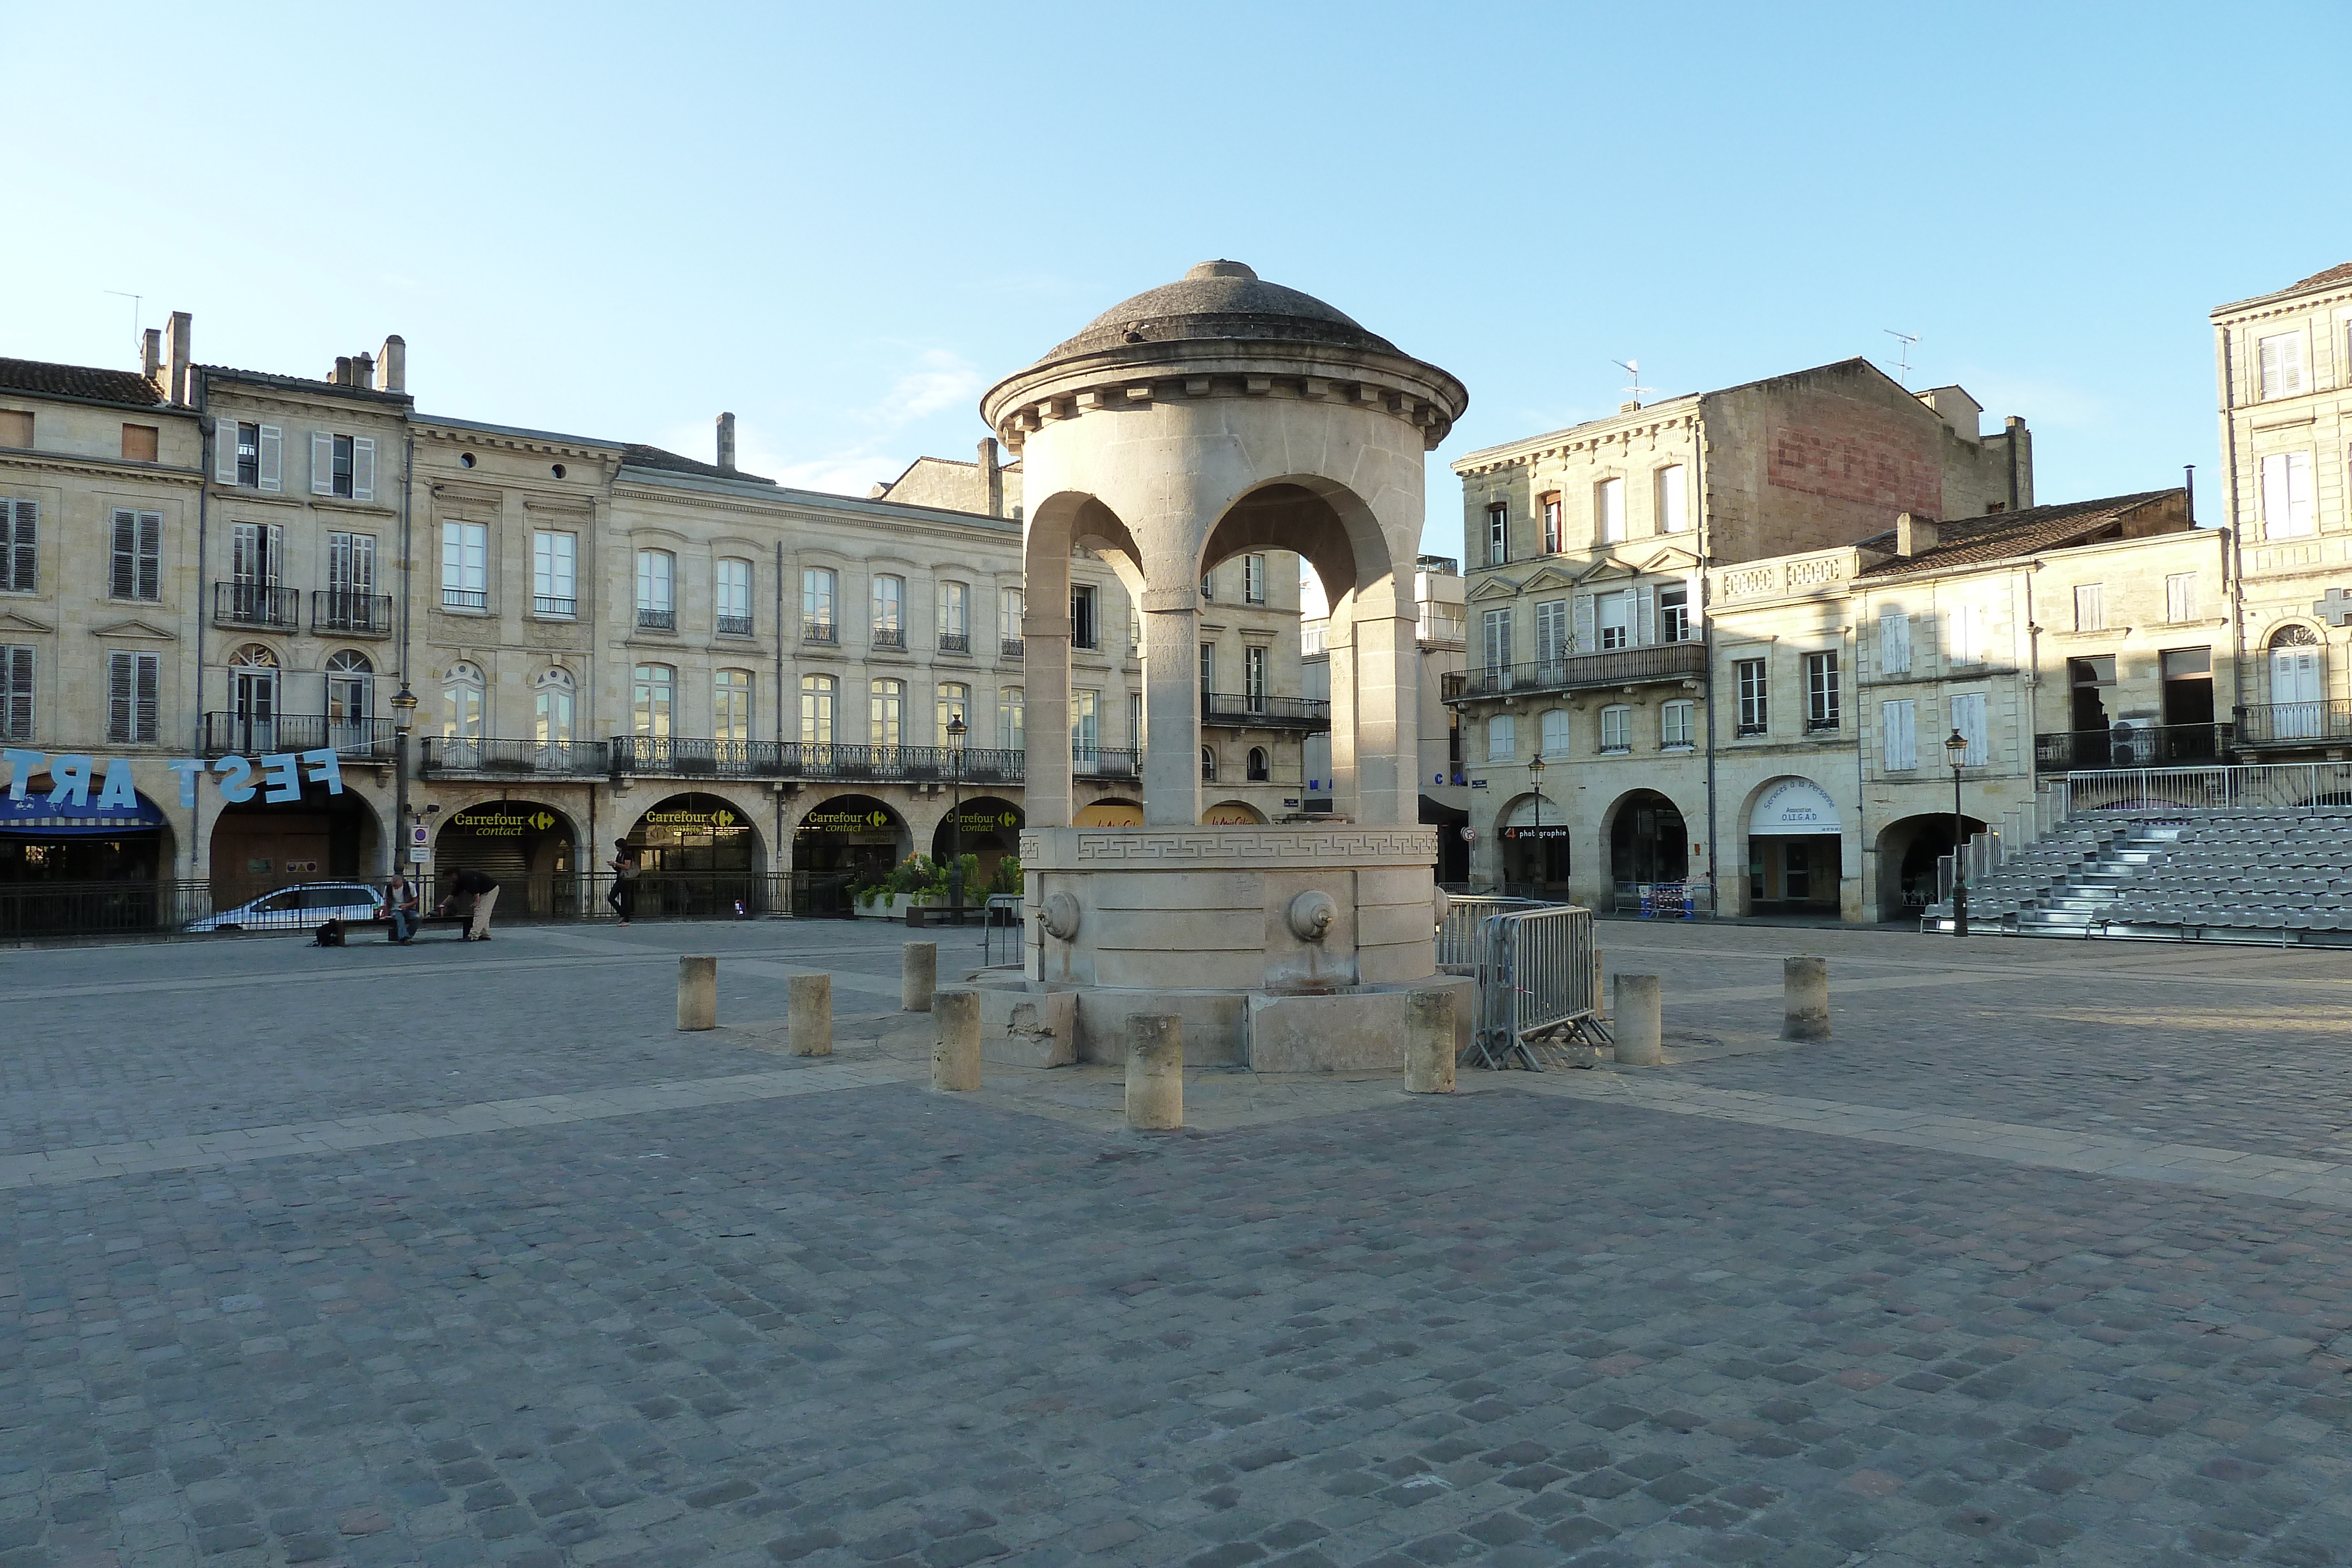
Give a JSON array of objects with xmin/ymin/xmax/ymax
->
[
  {"xmin": 1500, "ymin": 824, "xmax": 1570, "ymax": 841},
  {"xmin": 1201, "ymin": 804, "xmax": 1263, "ymax": 826},
  {"xmin": 800, "ymin": 807, "xmax": 892, "ymax": 834},
  {"xmin": 646, "ymin": 805, "xmax": 745, "ymax": 830},
  {"xmin": 1748, "ymin": 777, "xmax": 1842, "ymax": 835},
  {"xmin": 449, "ymin": 807, "xmax": 560, "ymax": 836},
  {"xmin": 0, "ymin": 791, "xmax": 170, "ymax": 836},
  {"xmin": 947, "ymin": 807, "xmax": 1021, "ymax": 834},
  {"xmin": 1074, "ymin": 801, "xmax": 1142, "ymax": 828},
  {"xmin": 2, "ymin": 746, "xmax": 345, "ymax": 812}
]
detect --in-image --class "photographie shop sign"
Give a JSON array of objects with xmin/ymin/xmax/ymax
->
[{"xmin": 2, "ymin": 745, "xmax": 349, "ymax": 812}]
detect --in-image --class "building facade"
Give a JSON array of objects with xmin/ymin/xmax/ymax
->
[{"xmin": 0, "ymin": 318, "xmax": 1322, "ymax": 920}]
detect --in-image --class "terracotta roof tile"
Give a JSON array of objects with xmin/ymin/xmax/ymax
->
[
  {"xmin": 1855, "ymin": 490, "xmax": 2184, "ymax": 579},
  {"xmin": 0, "ymin": 357, "xmax": 165, "ymax": 407},
  {"xmin": 620, "ymin": 443, "xmax": 774, "ymax": 484}
]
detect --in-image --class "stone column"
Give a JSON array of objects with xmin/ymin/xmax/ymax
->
[
  {"xmin": 1351, "ymin": 597, "xmax": 1418, "ymax": 828},
  {"xmin": 1325, "ymin": 604, "xmax": 1358, "ymax": 820},
  {"xmin": 1024, "ymin": 614, "xmax": 1072, "ymax": 829},
  {"xmin": 1404, "ymin": 988, "xmax": 1456, "ymax": 1093},
  {"xmin": 1141, "ymin": 587, "xmax": 1202, "ymax": 828}
]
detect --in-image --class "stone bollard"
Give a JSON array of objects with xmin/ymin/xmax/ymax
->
[
  {"xmin": 1125, "ymin": 1014, "xmax": 1183, "ymax": 1131},
  {"xmin": 788, "ymin": 972, "xmax": 832, "ymax": 1057},
  {"xmin": 933, "ymin": 988, "xmax": 981, "ymax": 1092},
  {"xmin": 1613, "ymin": 974, "xmax": 1663, "ymax": 1065},
  {"xmin": 1404, "ymin": 988, "xmax": 1456, "ymax": 1094},
  {"xmin": 677, "ymin": 955, "xmax": 717, "ymax": 1031},
  {"xmin": 903, "ymin": 941, "xmax": 937, "ymax": 1012},
  {"xmin": 1783, "ymin": 955, "xmax": 1830, "ymax": 1041}
]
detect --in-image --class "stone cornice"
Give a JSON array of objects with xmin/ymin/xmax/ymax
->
[
  {"xmin": 1450, "ymin": 406, "xmax": 1702, "ymax": 477},
  {"xmin": 0, "ymin": 449, "xmax": 203, "ymax": 487},
  {"xmin": 981, "ymin": 339, "xmax": 1467, "ymax": 454}
]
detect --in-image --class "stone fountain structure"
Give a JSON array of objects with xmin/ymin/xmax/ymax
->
[{"xmin": 974, "ymin": 261, "xmax": 1470, "ymax": 1069}]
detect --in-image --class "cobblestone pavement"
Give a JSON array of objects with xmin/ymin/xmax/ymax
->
[{"xmin": 5, "ymin": 921, "xmax": 2352, "ymax": 1568}]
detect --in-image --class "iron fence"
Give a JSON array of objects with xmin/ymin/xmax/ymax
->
[
  {"xmin": 213, "ymin": 581, "xmax": 300, "ymax": 628},
  {"xmin": 420, "ymin": 737, "xmax": 612, "ymax": 776},
  {"xmin": 312, "ymin": 590, "xmax": 394, "ymax": 635},
  {"xmin": 2064, "ymin": 762, "xmax": 2352, "ymax": 815},
  {"xmin": 1452, "ymin": 640, "xmax": 1706, "ymax": 701},
  {"xmin": 2236, "ymin": 700, "xmax": 2352, "ymax": 747},
  {"xmin": 1201, "ymin": 693, "xmax": 1332, "ymax": 728},
  {"xmin": 2034, "ymin": 723, "xmax": 2231, "ymax": 771},
  {"xmin": 201, "ymin": 713, "xmax": 399, "ymax": 759}
]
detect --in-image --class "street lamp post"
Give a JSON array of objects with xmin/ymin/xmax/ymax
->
[
  {"xmin": 390, "ymin": 684, "xmax": 418, "ymax": 878},
  {"xmin": 946, "ymin": 714, "xmax": 968, "ymax": 926},
  {"xmin": 1526, "ymin": 751, "xmax": 1545, "ymax": 896},
  {"xmin": 1944, "ymin": 727, "xmax": 1969, "ymax": 938}
]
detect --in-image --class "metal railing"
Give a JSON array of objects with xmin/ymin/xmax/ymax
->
[
  {"xmin": 312, "ymin": 590, "xmax": 393, "ymax": 634},
  {"xmin": 2035, "ymin": 723, "xmax": 2231, "ymax": 771},
  {"xmin": 981, "ymin": 893, "xmax": 1024, "ymax": 967},
  {"xmin": 442, "ymin": 587, "xmax": 488, "ymax": 611},
  {"xmin": 420, "ymin": 737, "xmax": 612, "ymax": 776},
  {"xmin": 201, "ymin": 713, "xmax": 397, "ymax": 759},
  {"xmin": 607, "ymin": 737, "xmax": 1024, "ymax": 784},
  {"xmin": 716, "ymin": 614, "xmax": 754, "ymax": 637},
  {"xmin": 1417, "ymin": 607, "xmax": 1466, "ymax": 648},
  {"xmin": 214, "ymin": 581, "xmax": 299, "ymax": 628},
  {"xmin": 1073, "ymin": 747, "xmax": 1141, "ymax": 780},
  {"xmin": 636, "ymin": 607, "xmax": 676, "ymax": 631},
  {"xmin": 533, "ymin": 594, "xmax": 577, "ymax": 618},
  {"xmin": 804, "ymin": 622, "xmax": 838, "ymax": 645},
  {"xmin": 2236, "ymin": 701, "xmax": 2352, "ymax": 747},
  {"xmin": 938, "ymin": 632, "xmax": 970, "ymax": 654},
  {"xmin": 1437, "ymin": 893, "xmax": 1548, "ymax": 968},
  {"xmin": 1201, "ymin": 693, "xmax": 1332, "ymax": 728},
  {"xmin": 1612, "ymin": 881, "xmax": 1717, "ymax": 919},
  {"xmin": 1466, "ymin": 904, "xmax": 1609, "ymax": 1068},
  {"xmin": 1000, "ymin": 637, "xmax": 1024, "ymax": 658},
  {"xmin": 1454, "ymin": 640, "xmax": 1706, "ymax": 700},
  {"xmin": 872, "ymin": 627, "xmax": 905, "ymax": 650},
  {"xmin": 2064, "ymin": 761, "xmax": 2352, "ymax": 816}
]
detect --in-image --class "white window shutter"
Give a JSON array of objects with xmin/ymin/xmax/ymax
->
[
  {"xmin": 1953, "ymin": 692, "xmax": 1988, "ymax": 765},
  {"xmin": 352, "ymin": 437, "xmax": 375, "ymax": 502},
  {"xmin": 108, "ymin": 651, "xmax": 132, "ymax": 741},
  {"xmin": 266, "ymin": 523, "xmax": 284, "ymax": 584},
  {"xmin": 2260, "ymin": 336, "xmax": 2280, "ymax": 397},
  {"xmin": 135, "ymin": 653, "xmax": 159, "ymax": 742},
  {"xmin": 310, "ymin": 431, "xmax": 334, "ymax": 495},
  {"xmin": 215, "ymin": 419, "xmax": 240, "ymax": 483},
  {"xmin": 1572, "ymin": 596, "xmax": 1595, "ymax": 654},
  {"xmin": 1880, "ymin": 611, "xmax": 1910, "ymax": 675},
  {"xmin": 1634, "ymin": 586, "xmax": 1655, "ymax": 647},
  {"xmin": 258, "ymin": 425, "xmax": 282, "ymax": 492}
]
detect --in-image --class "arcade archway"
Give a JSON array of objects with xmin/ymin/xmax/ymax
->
[
  {"xmin": 929, "ymin": 797, "xmax": 1023, "ymax": 892},
  {"xmin": 209, "ymin": 788, "xmax": 380, "ymax": 907},
  {"xmin": 435, "ymin": 800, "xmax": 578, "ymax": 918},
  {"xmin": 627, "ymin": 792, "xmax": 766, "ymax": 918},
  {"xmin": 1607, "ymin": 790, "xmax": 1689, "ymax": 885},
  {"xmin": 1876, "ymin": 813, "xmax": 1987, "ymax": 920},
  {"xmin": 1498, "ymin": 792, "xmax": 1569, "ymax": 895},
  {"xmin": 793, "ymin": 794, "xmax": 907, "ymax": 915}
]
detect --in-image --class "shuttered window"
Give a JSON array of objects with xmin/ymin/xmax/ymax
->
[
  {"xmin": 1950, "ymin": 691, "xmax": 1989, "ymax": 766},
  {"xmin": 109, "ymin": 510, "xmax": 162, "ymax": 601},
  {"xmin": 107, "ymin": 650, "xmax": 160, "ymax": 743},
  {"xmin": 0, "ymin": 644, "xmax": 29, "ymax": 740},
  {"xmin": 311, "ymin": 432, "xmax": 374, "ymax": 499},
  {"xmin": 2166, "ymin": 573, "xmax": 2196, "ymax": 624},
  {"xmin": 1, "ymin": 497, "xmax": 34, "ymax": 593},
  {"xmin": 1535, "ymin": 599, "xmax": 1568, "ymax": 661},
  {"xmin": 2258, "ymin": 332, "xmax": 2308, "ymax": 399},
  {"xmin": 1879, "ymin": 611, "xmax": 1911, "ymax": 675},
  {"xmin": 2262, "ymin": 452, "xmax": 2316, "ymax": 539},
  {"xmin": 1881, "ymin": 698, "xmax": 1917, "ymax": 770}
]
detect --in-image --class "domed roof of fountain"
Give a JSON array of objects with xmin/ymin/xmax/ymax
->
[{"xmin": 1037, "ymin": 260, "xmax": 1401, "ymax": 363}]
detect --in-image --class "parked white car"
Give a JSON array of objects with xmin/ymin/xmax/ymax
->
[{"xmin": 186, "ymin": 882, "xmax": 386, "ymax": 934}]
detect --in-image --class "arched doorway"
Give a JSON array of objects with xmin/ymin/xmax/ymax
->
[
  {"xmin": 1746, "ymin": 776, "xmax": 1842, "ymax": 915},
  {"xmin": 930, "ymin": 797, "xmax": 1024, "ymax": 896},
  {"xmin": 1075, "ymin": 798, "xmax": 1142, "ymax": 827},
  {"xmin": 210, "ymin": 787, "xmax": 380, "ymax": 909},
  {"xmin": 793, "ymin": 794, "xmax": 906, "ymax": 915},
  {"xmin": 1202, "ymin": 800, "xmax": 1266, "ymax": 825},
  {"xmin": 1499, "ymin": 792, "xmax": 1569, "ymax": 895},
  {"xmin": 435, "ymin": 801, "xmax": 577, "ymax": 918},
  {"xmin": 1876, "ymin": 813, "xmax": 1987, "ymax": 921},
  {"xmin": 2269, "ymin": 623, "xmax": 2324, "ymax": 740},
  {"xmin": 627, "ymin": 793, "xmax": 765, "ymax": 919},
  {"xmin": 1608, "ymin": 790, "xmax": 1689, "ymax": 911}
]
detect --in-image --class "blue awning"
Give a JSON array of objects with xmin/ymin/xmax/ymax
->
[{"xmin": 0, "ymin": 793, "xmax": 169, "ymax": 837}]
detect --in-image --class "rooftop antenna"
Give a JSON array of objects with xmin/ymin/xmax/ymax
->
[
  {"xmin": 1883, "ymin": 329, "xmax": 1919, "ymax": 388},
  {"xmin": 1611, "ymin": 358, "xmax": 1653, "ymax": 409},
  {"xmin": 104, "ymin": 290, "xmax": 143, "ymax": 346}
]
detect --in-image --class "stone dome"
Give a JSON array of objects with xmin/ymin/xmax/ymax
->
[{"xmin": 1039, "ymin": 260, "xmax": 1400, "ymax": 362}]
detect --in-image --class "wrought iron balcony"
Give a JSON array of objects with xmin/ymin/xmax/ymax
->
[
  {"xmin": 871, "ymin": 626, "xmax": 906, "ymax": 650},
  {"xmin": 2035, "ymin": 723, "xmax": 2233, "ymax": 771},
  {"xmin": 1201, "ymin": 693, "xmax": 1332, "ymax": 730},
  {"xmin": 1452, "ymin": 640, "xmax": 1706, "ymax": 701},
  {"xmin": 1072, "ymin": 746, "xmax": 1140, "ymax": 781},
  {"xmin": 312, "ymin": 590, "xmax": 392, "ymax": 635},
  {"xmin": 716, "ymin": 614, "xmax": 754, "ymax": 637},
  {"xmin": 442, "ymin": 586, "xmax": 488, "ymax": 611},
  {"xmin": 201, "ymin": 713, "xmax": 396, "ymax": 760},
  {"xmin": 938, "ymin": 631, "xmax": 970, "ymax": 654},
  {"xmin": 607, "ymin": 737, "xmax": 1024, "ymax": 785},
  {"xmin": 2234, "ymin": 702, "xmax": 2352, "ymax": 748},
  {"xmin": 1000, "ymin": 637, "xmax": 1024, "ymax": 658},
  {"xmin": 533, "ymin": 594, "xmax": 577, "ymax": 618},
  {"xmin": 804, "ymin": 621, "xmax": 838, "ymax": 645},
  {"xmin": 637, "ymin": 607, "xmax": 676, "ymax": 631},
  {"xmin": 213, "ymin": 581, "xmax": 299, "ymax": 628},
  {"xmin": 420, "ymin": 737, "xmax": 612, "ymax": 777}
]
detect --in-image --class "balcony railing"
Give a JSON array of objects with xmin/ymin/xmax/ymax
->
[
  {"xmin": 1454, "ymin": 639, "xmax": 1707, "ymax": 701},
  {"xmin": 534, "ymin": 594, "xmax": 577, "ymax": 618},
  {"xmin": 201, "ymin": 713, "xmax": 397, "ymax": 760},
  {"xmin": 214, "ymin": 581, "xmax": 299, "ymax": 628},
  {"xmin": 716, "ymin": 614, "xmax": 754, "ymax": 637},
  {"xmin": 872, "ymin": 626, "xmax": 906, "ymax": 650},
  {"xmin": 1201, "ymin": 692, "xmax": 1332, "ymax": 730},
  {"xmin": 1417, "ymin": 607, "xmax": 1467, "ymax": 648},
  {"xmin": 804, "ymin": 621, "xmax": 838, "ymax": 645},
  {"xmin": 421, "ymin": 737, "xmax": 612, "ymax": 777},
  {"xmin": 607, "ymin": 737, "xmax": 1025, "ymax": 784},
  {"xmin": 2035, "ymin": 723, "xmax": 2233, "ymax": 771},
  {"xmin": 442, "ymin": 586, "xmax": 487, "ymax": 611},
  {"xmin": 1000, "ymin": 637, "xmax": 1024, "ymax": 658},
  {"xmin": 2234, "ymin": 702, "xmax": 2352, "ymax": 748},
  {"xmin": 938, "ymin": 631, "xmax": 970, "ymax": 654},
  {"xmin": 312, "ymin": 590, "xmax": 393, "ymax": 635},
  {"xmin": 637, "ymin": 607, "xmax": 676, "ymax": 631},
  {"xmin": 1073, "ymin": 746, "xmax": 1141, "ymax": 781}
]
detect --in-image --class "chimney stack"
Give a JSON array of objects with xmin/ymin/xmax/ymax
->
[
  {"xmin": 352, "ymin": 351, "xmax": 374, "ymax": 390},
  {"xmin": 332, "ymin": 355, "xmax": 353, "ymax": 386},
  {"xmin": 377, "ymin": 335, "xmax": 406, "ymax": 393},
  {"xmin": 978, "ymin": 437, "xmax": 1001, "ymax": 517},
  {"xmin": 1895, "ymin": 511, "xmax": 1939, "ymax": 558},
  {"xmin": 162, "ymin": 311, "xmax": 192, "ymax": 406},
  {"xmin": 716, "ymin": 412, "xmax": 737, "ymax": 472},
  {"xmin": 140, "ymin": 328, "xmax": 162, "ymax": 386}
]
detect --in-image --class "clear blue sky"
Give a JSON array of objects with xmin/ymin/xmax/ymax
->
[{"xmin": 6, "ymin": 2, "xmax": 2348, "ymax": 561}]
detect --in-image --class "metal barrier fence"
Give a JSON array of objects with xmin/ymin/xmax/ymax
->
[
  {"xmin": 1611, "ymin": 881, "xmax": 1717, "ymax": 919},
  {"xmin": 1438, "ymin": 894, "xmax": 1548, "ymax": 968},
  {"xmin": 1465, "ymin": 904, "xmax": 1610, "ymax": 1069},
  {"xmin": 981, "ymin": 894, "xmax": 1024, "ymax": 967}
]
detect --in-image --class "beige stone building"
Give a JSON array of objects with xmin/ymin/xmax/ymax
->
[{"xmin": 2211, "ymin": 262, "xmax": 2352, "ymax": 753}]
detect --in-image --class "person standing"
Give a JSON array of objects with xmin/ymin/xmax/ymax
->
[
  {"xmin": 607, "ymin": 840, "xmax": 640, "ymax": 926},
  {"xmin": 385, "ymin": 872, "xmax": 420, "ymax": 944},
  {"xmin": 449, "ymin": 866, "xmax": 500, "ymax": 941}
]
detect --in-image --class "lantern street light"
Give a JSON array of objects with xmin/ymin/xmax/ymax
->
[
  {"xmin": 1526, "ymin": 751, "xmax": 1546, "ymax": 895},
  {"xmin": 946, "ymin": 713, "xmax": 968, "ymax": 925},
  {"xmin": 390, "ymin": 684, "xmax": 419, "ymax": 878},
  {"xmin": 1944, "ymin": 726, "xmax": 1969, "ymax": 938}
]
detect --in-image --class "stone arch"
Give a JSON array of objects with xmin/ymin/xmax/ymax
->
[
  {"xmin": 1873, "ymin": 811, "xmax": 1986, "ymax": 921},
  {"xmin": 1600, "ymin": 787, "xmax": 1692, "ymax": 887},
  {"xmin": 434, "ymin": 797, "xmax": 582, "ymax": 917},
  {"xmin": 1199, "ymin": 476, "xmax": 1395, "ymax": 616},
  {"xmin": 1737, "ymin": 774, "xmax": 1849, "ymax": 915}
]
